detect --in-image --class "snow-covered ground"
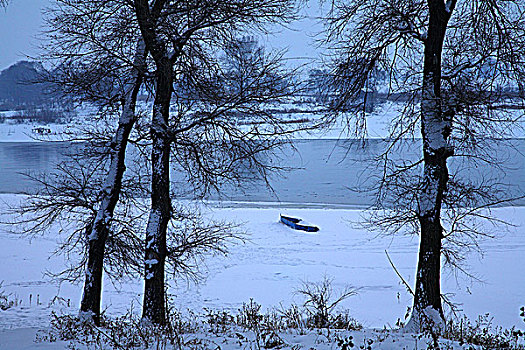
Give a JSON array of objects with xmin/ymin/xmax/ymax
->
[
  {"xmin": 0, "ymin": 121, "xmax": 75, "ymax": 143},
  {"xmin": 1, "ymin": 195, "xmax": 524, "ymax": 349},
  {"xmin": 0, "ymin": 108, "xmax": 373, "ymax": 143},
  {"xmin": 2, "ymin": 101, "xmax": 524, "ymax": 142}
]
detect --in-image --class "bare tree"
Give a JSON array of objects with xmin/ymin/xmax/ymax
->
[
  {"xmin": 8, "ymin": 0, "xmax": 308, "ymax": 328},
  {"xmin": 36, "ymin": 0, "xmax": 148, "ymax": 325},
  {"xmin": 132, "ymin": 0, "xmax": 173, "ymax": 325},
  {"xmin": 132, "ymin": 0, "xmax": 301, "ymax": 324},
  {"xmin": 7, "ymin": 0, "xmax": 302, "ymax": 327},
  {"xmin": 9, "ymin": 142, "xmax": 243, "ymax": 321},
  {"xmin": 322, "ymin": 0, "xmax": 525, "ymax": 332},
  {"xmin": 5, "ymin": 145, "xmax": 149, "ymax": 321},
  {"xmin": 78, "ymin": 42, "xmax": 146, "ymax": 325}
]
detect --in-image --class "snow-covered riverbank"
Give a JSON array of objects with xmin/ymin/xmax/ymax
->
[
  {"xmin": 2, "ymin": 101, "xmax": 525, "ymax": 143},
  {"xmin": 0, "ymin": 122, "xmax": 75, "ymax": 143},
  {"xmin": 1, "ymin": 194, "xmax": 524, "ymax": 347}
]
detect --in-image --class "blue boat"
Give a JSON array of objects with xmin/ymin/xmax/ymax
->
[{"xmin": 280, "ymin": 215, "xmax": 319, "ymax": 232}]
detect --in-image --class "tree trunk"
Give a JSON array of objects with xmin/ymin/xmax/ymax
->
[
  {"xmin": 132, "ymin": 0, "xmax": 177, "ymax": 325},
  {"xmin": 80, "ymin": 41, "xmax": 145, "ymax": 325},
  {"xmin": 142, "ymin": 58, "xmax": 173, "ymax": 325},
  {"xmin": 406, "ymin": 0, "xmax": 454, "ymax": 333}
]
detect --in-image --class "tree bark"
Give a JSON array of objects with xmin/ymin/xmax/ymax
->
[
  {"xmin": 142, "ymin": 58, "xmax": 173, "ymax": 324},
  {"xmin": 80, "ymin": 41, "xmax": 145, "ymax": 325},
  {"xmin": 133, "ymin": 0, "xmax": 174, "ymax": 325},
  {"xmin": 406, "ymin": 0, "xmax": 454, "ymax": 332}
]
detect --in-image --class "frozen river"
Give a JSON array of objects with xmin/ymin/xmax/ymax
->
[{"xmin": 0, "ymin": 139, "xmax": 523, "ymax": 206}]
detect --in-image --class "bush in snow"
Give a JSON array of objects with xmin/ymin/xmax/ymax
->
[
  {"xmin": 36, "ymin": 309, "xmax": 189, "ymax": 350},
  {"xmin": 0, "ymin": 282, "xmax": 19, "ymax": 311},
  {"xmin": 37, "ymin": 296, "xmax": 364, "ymax": 350},
  {"xmin": 0, "ymin": 292, "xmax": 15, "ymax": 311},
  {"xmin": 296, "ymin": 276, "xmax": 360, "ymax": 329},
  {"xmin": 442, "ymin": 314, "xmax": 525, "ymax": 350},
  {"xmin": 235, "ymin": 298, "xmax": 286, "ymax": 349}
]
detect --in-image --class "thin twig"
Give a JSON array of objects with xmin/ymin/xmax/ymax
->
[{"xmin": 385, "ymin": 250, "xmax": 414, "ymax": 296}]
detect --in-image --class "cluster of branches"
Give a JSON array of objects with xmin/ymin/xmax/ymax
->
[
  {"xmin": 6, "ymin": 0, "xmax": 307, "ymax": 327},
  {"xmin": 321, "ymin": 0, "xmax": 525, "ymax": 331},
  {"xmin": 344, "ymin": 0, "xmax": 523, "ymax": 264},
  {"xmin": 41, "ymin": 0, "xmax": 147, "ymax": 111}
]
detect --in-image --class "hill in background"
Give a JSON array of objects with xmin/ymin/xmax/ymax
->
[{"xmin": 0, "ymin": 60, "xmax": 55, "ymax": 110}]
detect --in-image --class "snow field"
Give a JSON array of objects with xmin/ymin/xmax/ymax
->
[{"xmin": 0, "ymin": 195, "xmax": 524, "ymax": 349}]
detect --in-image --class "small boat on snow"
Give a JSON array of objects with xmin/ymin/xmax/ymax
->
[{"xmin": 280, "ymin": 214, "xmax": 319, "ymax": 232}]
